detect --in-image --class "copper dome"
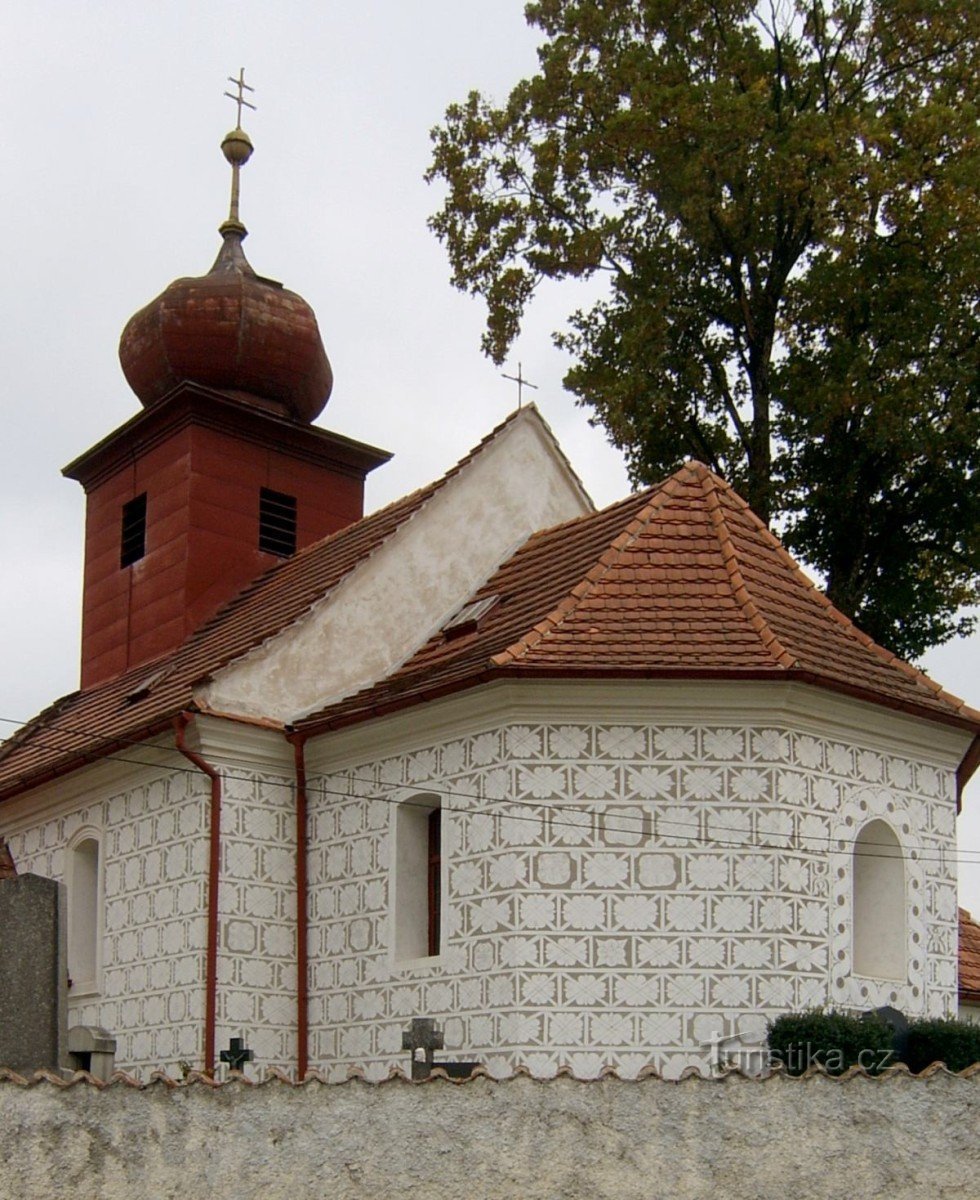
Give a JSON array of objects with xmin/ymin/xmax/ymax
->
[{"xmin": 118, "ymin": 230, "xmax": 333, "ymax": 424}]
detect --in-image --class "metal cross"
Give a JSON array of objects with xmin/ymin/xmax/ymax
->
[
  {"xmin": 401, "ymin": 1017, "xmax": 444, "ymax": 1081},
  {"xmin": 501, "ymin": 362, "xmax": 539, "ymax": 409},
  {"xmin": 219, "ymin": 1036, "xmax": 254, "ymax": 1073},
  {"xmin": 224, "ymin": 68, "xmax": 256, "ymax": 129}
]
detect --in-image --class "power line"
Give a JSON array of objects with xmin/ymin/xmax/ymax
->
[{"xmin": 0, "ymin": 713, "xmax": 976, "ymax": 868}]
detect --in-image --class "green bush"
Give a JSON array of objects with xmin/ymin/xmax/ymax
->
[
  {"xmin": 903, "ymin": 1018, "xmax": 980, "ymax": 1074},
  {"xmin": 767, "ymin": 1009, "xmax": 895, "ymax": 1076}
]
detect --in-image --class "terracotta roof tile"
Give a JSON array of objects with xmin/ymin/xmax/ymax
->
[
  {"xmin": 299, "ymin": 463, "xmax": 980, "ymax": 740},
  {"xmin": 961, "ymin": 908, "xmax": 980, "ymax": 1003},
  {"xmin": 3, "ymin": 454, "xmax": 977, "ymax": 803},
  {"xmin": 0, "ymin": 411, "xmax": 531, "ymax": 801}
]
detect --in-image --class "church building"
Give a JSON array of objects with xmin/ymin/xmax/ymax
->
[{"xmin": 1, "ymin": 101, "xmax": 978, "ymax": 1082}]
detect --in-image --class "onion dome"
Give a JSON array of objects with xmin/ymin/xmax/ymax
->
[{"xmin": 118, "ymin": 82, "xmax": 333, "ymax": 424}]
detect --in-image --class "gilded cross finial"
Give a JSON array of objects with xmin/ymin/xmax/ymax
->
[
  {"xmin": 224, "ymin": 68, "xmax": 256, "ymax": 130},
  {"xmin": 501, "ymin": 362, "xmax": 539, "ymax": 409},
  {"xmin": 219, "ymin": 70, "xmax": 256, "ymax": 239}
]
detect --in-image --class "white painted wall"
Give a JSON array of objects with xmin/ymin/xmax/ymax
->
[
  {"xmin": 853, "ymin": 820, "xmax": 905, "ymax": 981},
  {"xmin": 199, "ymin": 408, "xmax": 592, "ymax": 722},
  {"xmin": 304, "ymin": 680, "xmax": 967, "ymax": 1082}
]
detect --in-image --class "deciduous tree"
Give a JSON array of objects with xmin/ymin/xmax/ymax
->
[{"xmin": 428, "ymin": 0, "xmax": 980, "ymax": 657}]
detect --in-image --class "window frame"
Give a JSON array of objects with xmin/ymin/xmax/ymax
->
[
  {"xmin": 390, "ymin": 794, "xmax": 446, "ymax": 967},
  {"xmin": 65, "ymin": 827, "xmax": 104, "ymax": 998}
]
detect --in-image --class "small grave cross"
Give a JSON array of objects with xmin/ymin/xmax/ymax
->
[
  {"xmin": 501, "ymin": 362, "xmax": 538, "ymax": 409},
  {"xmin": 220, "ymin": 1036, "xmax": 254, "ymax": 1073},
  {"xmin": 401, "ymin": 1017, "xmax": 444, "ymax": 1081}
]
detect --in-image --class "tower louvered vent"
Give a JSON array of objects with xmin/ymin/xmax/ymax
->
[
  {"xmin": 120, "ymin": 493, "xmax": 147, "ymax": 567},
  {"xmin": 259, "ymin": 488, "xmax": 297, "ymax": 557}
]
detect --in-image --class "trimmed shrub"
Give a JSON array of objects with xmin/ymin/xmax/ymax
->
[
  {"xmin": 767, "ymin": 1009, "xmax": 895, "ymax": 1076},
  {"xmin": 903, "ymin": 1018, "xmax": 980, "ymax": 1074}
]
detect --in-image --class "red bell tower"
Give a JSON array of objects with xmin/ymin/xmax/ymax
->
[{"xmin": 65, "ymin": 85, "xmax": 389, "ymax": 689}]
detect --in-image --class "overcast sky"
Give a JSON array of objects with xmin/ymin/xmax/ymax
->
[{"xmin": 1, "ymin": 1, "xmax": 978, "ymax": 911}]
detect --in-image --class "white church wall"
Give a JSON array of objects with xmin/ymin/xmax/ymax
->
[
  {"xmin": 200, "ymin": 408, "xmax": 593, "ymax": 723},
  {"xmin": 303, "ymin": 680, "xmax": 965, "ymax": 1081},
  {"xmin": 212, "ymin": 765, "xmax": 298, "ymax": 1071},
  {"xmin": 0, "ymin": 747, "xmax": 211, "ymax": 1074}
]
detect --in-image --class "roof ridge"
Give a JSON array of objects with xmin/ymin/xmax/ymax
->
[
  {"xmin": 701, "ymin": 468, "xmax": 977, "ymax": 718},
  {"xmin": 489, "ymin": 468, "xmax": 693, "ymax": 668},
  {"xmin": 700, "ymin": 472, "xmax": 797, "ymax": 670}
]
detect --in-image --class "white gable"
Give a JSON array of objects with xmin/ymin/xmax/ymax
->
[{"xmin": 197, "ymin": 407, "xmax": 592, "ymax": 722}]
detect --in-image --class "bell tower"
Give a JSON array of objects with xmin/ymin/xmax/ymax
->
[{"xmin": 64, "ymin": 75, "xmax": 389, "ymax": 689}]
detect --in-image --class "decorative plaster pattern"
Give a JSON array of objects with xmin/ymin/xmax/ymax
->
[
  {"xmin": 4, "ymin": 772, "xmax": 209, "ymax": 1073},
  {"xmin": 214, "ymin": 769, "xmax": 298, "ymax": 1070},
  {"xmin": 308, "ymin": 721, "xmax": 957, "ymax": 1081}
]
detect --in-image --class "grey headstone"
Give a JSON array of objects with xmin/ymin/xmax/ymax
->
[{"xmin": 0, "ymin": 874, "xmax": 68, "ymax": 1073}]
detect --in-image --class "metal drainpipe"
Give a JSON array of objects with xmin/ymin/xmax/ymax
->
[
  {"xmin": 174, "ymin": 712, "xmax": 221, "ymax": 1077},
  {"xmin": 289, "ymin": 732, "xmax": 310, "ymax": 1079}
]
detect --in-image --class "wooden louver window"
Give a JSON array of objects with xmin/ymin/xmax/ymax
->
[
  {"xmin": 120, "ymin": 493, "xmax": 147, "ymax": 567},
  {"xmin": 259, "ymin": 488, "xmax": 297, "ymax": 557},
  {"xmin": 427, "ymin": 808, "xmax": 441, "ymax": 957}
]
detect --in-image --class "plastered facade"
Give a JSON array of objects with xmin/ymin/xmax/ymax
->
[
  {"xmin": 0, "ymin": 683, "xmax": 967, "ymax": 1081},
  {"xmin": 2, "ymin": 1071, "xmax": 979, "ymax": 1200},
  {"xmin": 2, "ymin": 757, "xmax": 210, "ymax": 1074},
  {"xmin": 201, "ymin": 409, "xmax": 592, "ymax": 722},
  {"xmin": 305, "ymin": 682, "xmax": 963, "ymax": 1081}
]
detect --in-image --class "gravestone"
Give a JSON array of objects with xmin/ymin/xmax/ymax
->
[{"xmin": 0, "ymin": 874, "xmax": 67, "ymax": 1073}]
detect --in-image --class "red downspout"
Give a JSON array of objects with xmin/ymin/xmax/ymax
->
[
  {"xmin": 174, "ymin": 712, "xmax": 221, "ymax": 1077},
  {"xmin": 290, "ymin": 733, "xmax": 310, "ymax": 1079}
]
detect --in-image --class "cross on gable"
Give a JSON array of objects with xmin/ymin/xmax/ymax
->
[
  {"xmin": 501, "ymin": 362, "xmax": 538, "ymax": 409},
  {"xmin": 219, "ymin": 1036, "xmax": 254, "ymax": 1073},
  {"xmin": 401, "ymin": 1017, "xmax": 444, "ymax": 1080}
]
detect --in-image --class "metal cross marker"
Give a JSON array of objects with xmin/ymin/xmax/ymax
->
[
  {"xmin": 401, "ymin": 1017, "xmax": 444, "ymax": 1081},
  {"xmin": 224, "ymin": 68, "xmax": 256, "ymax": 129},
  {"xmin": 501, "ymin": 362, "xmax": 538, "ymax": 409},
  {"xmin": 219, "ymin": 1036, "xmax": 254, "ymax": 1073}
]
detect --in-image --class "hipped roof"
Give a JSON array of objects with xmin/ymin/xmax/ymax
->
[
  {"xmin": 1, "ymin": 457, "xmax": 977, "ymax": 804},
  {"xmin": 298, "ymin": 462, "xmax": 980, "ymax": 742}
]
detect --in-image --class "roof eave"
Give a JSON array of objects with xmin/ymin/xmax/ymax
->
[
  {"xmin": 0, "ymin": 716, "xmax": 178, "ymax": 807},
  {"xmin": 297, "ymin": 662, "xmax": 980, "ymax": 747}
]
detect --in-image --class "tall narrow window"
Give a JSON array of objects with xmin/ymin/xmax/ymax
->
[
  {"xmin": 120, "ymin": 493, "xmax": 147, "ymax": 567},
  {"xmin": 67, "ymin": 834, "xmax": 101, "ymax": 993},
  {"xmin": 259, "ymin": 487, "xmax": 297, "ymax": 557},
  {"xmin": 427, "ymin": 809, "xmax": 442, "ymax": 957},
  {"xmin": 853, "ymin": 819, "xmax": 905, "ymax": 980},
  {"xmin": 393, "ymin": 796, "xmax": 442, "ymax": 961}
]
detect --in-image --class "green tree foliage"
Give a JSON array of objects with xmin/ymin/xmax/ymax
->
[{"xmin": 428, "ymin": 0, "xmax": 980, "ymax": 657}]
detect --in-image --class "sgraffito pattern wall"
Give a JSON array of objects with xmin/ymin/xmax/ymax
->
[
  {"xmin": 307, "ymin": 720, "xmax": 957, "ymax": 1081},
  {"xmin": 4, "ymin": 772, "xmax": 209, "ymax": 1073},
  {"xmin": 214, "ymin": 768, "xmax": 298, "ymax": 1071}
]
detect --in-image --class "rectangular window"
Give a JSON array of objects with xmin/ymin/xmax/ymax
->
[
  {"xmin": 259, "ymin": 487, "xmax": 297, "ymax": 557},
  {"xmin": 393, "ymin": 798, "xmax": 442, "ymax": 961},
  {"xmin": 120, "ymin": 493, "xmax": 147, "ymax": 567}
]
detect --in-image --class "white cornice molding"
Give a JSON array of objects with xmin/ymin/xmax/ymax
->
[
  {"xmin": 189, "ymin": 714, "xmax": 293, "ymax": 775},
  {"xmin": 304, "ymin": 678, "xmax": 971, "ymax": 776},
  {"xmin": 0, "ymin": 737, "xmax": 180, "ymax": 835}
]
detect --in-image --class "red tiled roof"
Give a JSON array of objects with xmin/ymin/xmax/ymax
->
[
  {"xmin": 298, "ymin": 462, "xmax": 980, "ymax": 741},
  {"xmin": 961, "ymin": 908, "xmax": 980, "ymax": 1004},
  {"xmin": 2, "ymin": 456, "xmax": 977, "ymax": 804},
  {"xmin": 0, "ymin": 411, "xmax": 533, "ymax": 802}
]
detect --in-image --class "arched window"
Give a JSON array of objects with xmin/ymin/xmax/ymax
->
[
  {"xmin": 67, "ymin": 833, "xmax": 102, "ymax": 994},
  {"xmin": 392, "ymin": 796, "xmax": 442, "ymax": 962},
  {"xmin": 853, "ymin": 819, "xmax": 905, "ymax": 980}
]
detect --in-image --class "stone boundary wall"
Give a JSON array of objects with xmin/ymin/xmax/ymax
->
[{"xmin": 1, "ymin": 1067, "xmax": 978, "ymax": 1199}]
